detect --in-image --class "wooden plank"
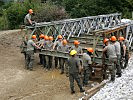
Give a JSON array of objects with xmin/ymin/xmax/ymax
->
[{"xmin": 82, "ymin": 82, "xmax": 106, "ymax": 100}]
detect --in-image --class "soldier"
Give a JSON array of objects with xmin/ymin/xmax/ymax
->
[
  {"xmin": 46, "ymin": 36, "xmax": 54, "ymax": 70},
  {"xmin": 24, "ymin": 9, "xmax": 34, "ymax": 26},
  {"xmin": 26, "ymin": 35, "xmax": 40, "ymax": 70},
  {"xmin": 119, "ymin": 36, "xmax": 129, "ymax": 68},
  {"xmin": 21, "ymin": 35, "xmax": 28, "ymax": 60},
  {"xmin": 57, "ymin": 39, "xmax": 69, "ymax": 74},
  {"xmin": 43, "ymin": 35, "xmax": 50, "ymax": 70},
  {"xmin": 111, "ymin": 36, "xmax": 122, "ymax": 77},
  {"xmin": 82, "ymin": 48, "xmax": 93, "ymax": 86},
  {"xmin": 53, "ymin": 35, "xmax": 63, "ymax": 68},
  {"xmin": 38, "ymin": 34, "xmax": 45, "ymax": 65},
  {"xmin": 103, "ymin": 38, "xmax": 117, "ymax": 82},
  {"xmin": 68, "ymin": 50, "xmax": 85, "ymax": 94},
  {"xmin": 71, "ymin": 40, "xmax": 83, "ymax": 54}
]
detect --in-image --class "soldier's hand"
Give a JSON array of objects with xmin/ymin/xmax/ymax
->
[{"xmin": 79, "ymin": 66, "xmax": 83, "ymax": 73}]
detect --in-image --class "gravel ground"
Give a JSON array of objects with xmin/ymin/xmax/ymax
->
[{"xmin": 90, "ymin": 53, "xmax": 133, "ymax": 100}]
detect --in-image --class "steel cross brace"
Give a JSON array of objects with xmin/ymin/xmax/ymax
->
[{"xmin": 25, "ymin": 13, "xmax": 121, "ymax": 40}]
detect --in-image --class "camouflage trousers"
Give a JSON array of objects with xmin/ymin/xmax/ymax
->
[
  {"xmin": 83, "ymin": 67, "xmax": 90, "ymax": 86},
  {"xmin": 60, "ymin": 58, "xmax": 68, "ymax": 73},
  {"xmin": 108, "ymin": 57, "xmax": 117, "ymax": 79},
  {"xmin": 25, "ymin": 50, "xmax": 34, "ymax": 69},
  {"xmin": 45, "ymin": 56, "xmax": 53, "ymax": 70},
  {"xmin": 69, "ymin": 73, "xmax": 82, "ymax": 91},
  {"xmin": 116, "ymin": 55, "xmax": 122, "ymax": 74}
]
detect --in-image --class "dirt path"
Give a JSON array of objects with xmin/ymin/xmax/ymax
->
[{"xmin": 0, "ymin": 30, "xmax": 87, "ymax": 100}]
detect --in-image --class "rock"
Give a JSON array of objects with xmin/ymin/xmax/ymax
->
[{"xmin": 90, "ymin": 54, "xmax": 133, "ymax": 100}]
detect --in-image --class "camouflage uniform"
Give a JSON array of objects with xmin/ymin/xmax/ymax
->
[
  {"xmin": 82, "ymin": 53, "xmax": 92, "ymax": 86},
  {"xmin": 53, "ymin": 40, "xmax": 62, "ymax": 68},
  {"xmin": 26, "ymin": 39, "xmax": 35, "ymax": 70},
  {"xmin": 104, "ymin": 44, "xmax": 117, "ymax": 81},
  {"xmin": 71, "ymin": 45, "xmax": 83, "ymax": 54},
  {"xmin": 114, "ymin": 41, "xmax": 122, "ymax": 76},
  {"xmin": 57, "ymin": 45, "xmax": 69, "ymax": 73},
  {"xmin": 38, "ymin": 39, "xmax": 45, "ymax": 65},
  {"xmin": 120, "ymin": 39, "xmax": 129, "ymax": 68},
  {"xmin": 46, "ymin": 41, "xmax": 54, "ymax": 70},
  {"xmin": 123, "ymin": 39, "xmax": 129, "ymax": 68},
  {"xmin": 68, "ymin": 56, "xmax": 84, "ymax": 92},
  {"xmin": 43, "ymin": 40, "xmax": 51, "ymax": 69},
  {"xmin": 70, "ymin": 45, "xmax": 83, "ymax": 67},
  {"xmin": 21, "ymin": 39, "xmax": 28, "ymax": 60}
]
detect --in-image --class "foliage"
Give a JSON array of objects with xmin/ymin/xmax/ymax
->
[
  {"xmin": 61, "ymin": 0, "xmax": 133, "ymax": 18},
  {"xmin": 0, "ymin": 0, "xmax": 133, "ymax": 30},
  {"xmin": 0, "ymin": 0, "xmax": 68, "ymax": 30},
  {"xmin": 33, "ymin": 3, "xmax": 68, "ymax": 22},
  {"xmin": 0, "ymin": 12, "xmax": 8, "ymax": 30}
]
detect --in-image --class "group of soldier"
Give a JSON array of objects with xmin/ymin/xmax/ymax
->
[
  {"xmin": 23, "ymin": 9, "xmax": 129, "ymax": 94},
  {"xmin": 103, "ymin": 36, "xmax": 129, "ymax": 82},
  {"xmin": 22, "ymin": 33, "xmax": 129, "ymax": 94},
  {"xmin": 22, "ymin": 33, "xmax": 96, "ymax": 94}
]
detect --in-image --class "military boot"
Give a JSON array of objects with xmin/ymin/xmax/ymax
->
[
  {"xmin": 71, "ymin": 88, "xmax": 75, "ymax": 94},
  {"xmin": 111, "ymin": 75, "xmax": 115, "ymax": 82},
  {"xmin": 117, "ymin": 73, "xmax": 122, "ymax": 77},
  {"xmin": 80, "ymin": 88, "xmax": 85, "ymax": 93}
]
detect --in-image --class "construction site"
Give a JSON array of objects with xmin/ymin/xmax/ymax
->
[{"xmin": 0, "ymin": 11, "xmax": 133, "ymax": 100}]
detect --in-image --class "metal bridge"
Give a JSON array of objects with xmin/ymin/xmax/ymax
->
[
  {"xmin": 25, "ymin": 13, "xmax": 133, "ymax": 49},
  {"xmin": 23, "ymin": 13, "xmax": 133, "ymax": 80}
]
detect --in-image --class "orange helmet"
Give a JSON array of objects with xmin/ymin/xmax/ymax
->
[
  {"xmin": 111, "ymin": 36, "xmax": 117, "ymax": 41},
  {"xmin": 29, "ymin": 9, "xmax": 33, "ymax": 14},
  {"xmin": 74, "ymin": 40, "xmax": 80, "ymax": 45},
  {"xmin": 58, "ymin": 35, "xmax": 62, "ymax": 39},
  {"xmin": 32, "ymin": 35, "xmax": 36, "ymax": 39},
  {"xmin": 44, "ymin": 35, "xmax": 49, "ymax": 40},
  {"xmin": 62, "ymin": 39, "xmax": 68, "ymax": 45},
  {"xmin": 103, "ymin": 38, "xmax": 109, "ymax": 44},
  {"xmin": 87, "ymin": 48, "xmax": 94, "ymax": 53},
  {"xmin": 39, "ymin": 34, "xmax": 44, "ymax": 39},
  {"xmin": 119, "ymin": 36, "xmax": 125, "ymax": 41},
  {"xmin": 49, "ymin": 36, "xmax": 53, "ymax": 41}
]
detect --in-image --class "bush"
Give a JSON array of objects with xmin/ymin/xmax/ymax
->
[
  {"xmin": 5, "ymin": 1, "xmax": 39, "ymax": 29},
  {"xmin": 0, "ymin": 11, "xmax": 8, "ymax": 30},
  {"xmin": 33, "ymin": 3, "xmax": 69, "ymax": 22},
  {"xmin": 0, "ymin": 1, "xmax": 69, "ymax": 30}
]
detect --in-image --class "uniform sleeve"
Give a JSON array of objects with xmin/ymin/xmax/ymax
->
[
  {"xmin": 76, "ymin": 58, "xmax": 81, "ymax": 68},
  {"xmin": 54, "ymin": 41, "xmax": 58, "ymax": 48},
  {"xmin": 31, "ymin": 40, "xmax": 35, "ymax": 46},
  {"xmin": 80, "ymin": 47, "xmax": 83, "ymax": 54},
  {"xmin": 26, "ymin": 14, "xmax": 31, "ymax": 20},
  {"xmin": 87, "ymin": 57, "xmax": 92, "ymax": 64},
  {"xmin": 104, "ymin": 46, "xmax": 108, "ymax": 50}
]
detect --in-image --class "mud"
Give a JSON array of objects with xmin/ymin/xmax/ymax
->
[{"xmin": 0, "ymin": 30, "xmax": 87, "ymax": 100}]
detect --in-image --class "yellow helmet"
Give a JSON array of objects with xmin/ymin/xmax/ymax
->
[{"xmin": 70, "ymin": 50, "xmax": 77, "ymax": 56}]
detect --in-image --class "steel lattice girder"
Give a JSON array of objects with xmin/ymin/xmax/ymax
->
[
  {"xmin": 39, "ymin": 49, "xmax": 109, "ymax": 64},
  {"xmin": 25, "ymin": 13, "xmax": 121, "ymax": 40},
  {"xmin": 125, "ymin": 23, "xmax": 133, "ymax": 49}
]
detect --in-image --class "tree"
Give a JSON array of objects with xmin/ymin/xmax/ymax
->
[{"xmin": 61, "ymin": 0, "xmax": 133, "ymax": 18}]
